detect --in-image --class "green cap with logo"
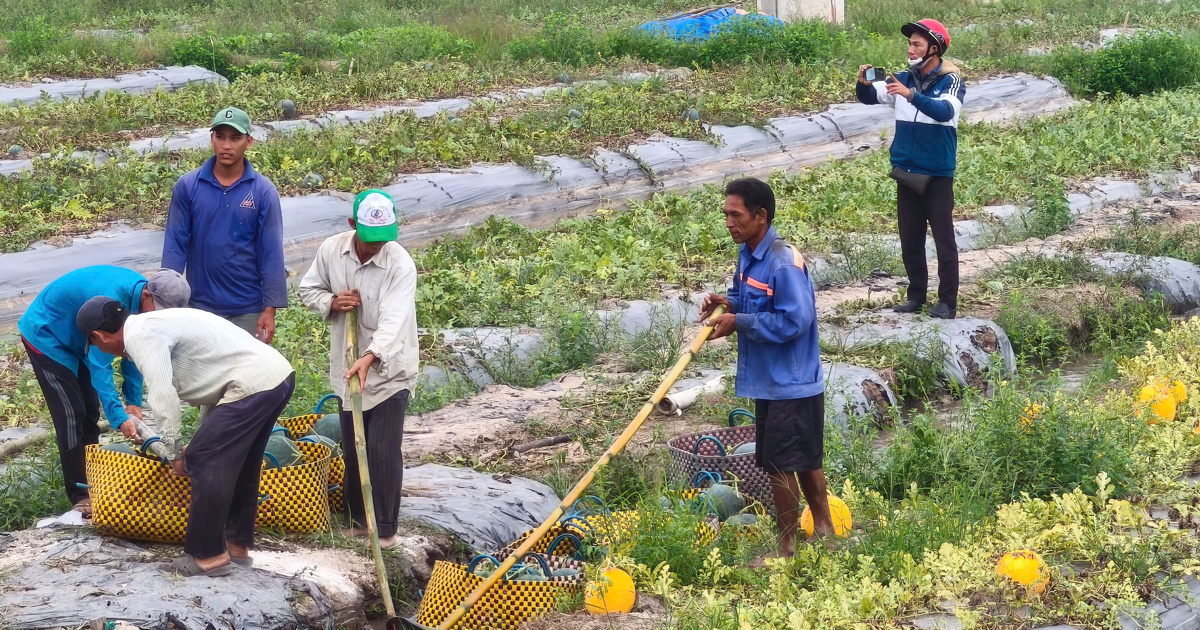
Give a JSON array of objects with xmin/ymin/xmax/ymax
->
[
  {"xmin": 352, "ymin": 189, "xmax": 399, "ymax": 242},
  {"xmin": 211, "ymin": 106, "xmax": 252, "ymax": 135}
]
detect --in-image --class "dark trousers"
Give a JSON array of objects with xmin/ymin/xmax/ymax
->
[
  {"xmin": 184, "ymin": 373, "xmax": 295, "ymax": 559},
  {"xmin": 340, "ymin": 389, "xmax": 408, "ymax": 539},
  {"xmin": 22, "ymin": 337, "xmax": 100, "ymax": 506},
  {"xmin": 897, "ymin": 177, "xmax": 959, "ymax": 308}
]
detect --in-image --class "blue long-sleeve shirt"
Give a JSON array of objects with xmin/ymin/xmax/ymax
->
[
  {"xmin": 162, "ymin": 156, "xmax": 287, "ymax": 316},
  {"xmin": 18, "ymin": 266, "xmax": 146, "ymax": 429},
  {"xmin": 727, "ymin": 227, "xmax": 824, "ymax": 400},
  {"xmin": 855, "ymin": 61, "xmax": 966, "ymax": 178}
]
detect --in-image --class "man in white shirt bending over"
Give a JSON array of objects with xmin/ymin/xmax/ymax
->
[
  {"xmin": 300, "ymin": 188, "xmax": 418, "ymax": 549},
  {"xmin": 77, "ymin": 297, "xmax": 295, "ymax": 577}
]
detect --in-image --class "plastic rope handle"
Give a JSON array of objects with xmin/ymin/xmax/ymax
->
[
  {"xmin": 271, "ymin": 425, "xmax": 291, "ymax": 438},
  {"xmin": 691, "ymin": 470, "xmax": 724, "ymax": 488},
  {"xmin": 728, "ymin": 407, "xmax": 756, "ymax": 427},
  {"xmin": 518, "ymin": 553, "xmax": 552, "ymax": 578},
  {"xmin": 314, "ymin": 393, "xmax": 342, "ymax": 415},
  {"xmin": 558, "ymin": 515, "xmax": 593, "ymax": 534},
  {"xmin": 138, "ymin": 436, "xmax": 169, "ymax": 463},
  {"xmin": 467, "ymin": 554, "xmax": 502, "ymax": 575},
  {"xmin": 567, "ymin": 495, "xmax": 609, "ymax": 518},
  {"xmin": 262, "ymin": 451, "xmax": 281, "ymax": 469},
  {"xmin": 692, "ymin": 435, "xmax": 726, "ymax": 457},
  {"xmin": 546, "ymin": 532, "xmax": 584, "ymax": 559}
]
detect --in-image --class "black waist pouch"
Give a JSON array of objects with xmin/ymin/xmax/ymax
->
[{"xmin": 890, "ymin": 166, "xmax": 932, "ymax": 195}]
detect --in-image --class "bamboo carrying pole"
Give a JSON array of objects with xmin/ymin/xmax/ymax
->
[
  {"xmin": 428, "ymin": 306, "xmax": 726, "ymax": 630},
  {"xmin": 348, "ymin": 308, "xmax": 402, "ymax": 627}
]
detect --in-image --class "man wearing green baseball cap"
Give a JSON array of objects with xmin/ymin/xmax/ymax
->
[
  {"xmin": 299, "ymin": 189, "xmax": 417, "ymax": 549},
  {"xmin": 162, "ymin": 106, "xmax": 288, "ymax": 342}
]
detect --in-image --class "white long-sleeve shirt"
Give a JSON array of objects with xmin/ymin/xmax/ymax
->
[
  {"xmin": 123, "ymin": 308, "xmax": 294, "ymax": 458},
  {"xmin": 299, "ymin": 230, "xmax": 419, "ymax": 411}
]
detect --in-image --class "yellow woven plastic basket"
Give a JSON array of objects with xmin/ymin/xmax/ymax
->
[
  {"xmin": 86, "ymin": 440, "xmax": 333, "ymax": 544},
  {"xmin": 279, "ymin": 411, "xmax": 346, "ymax": 513},
  {"xmin": 415, "ymin": 550, "xmax": 585, "ymax": 630}
]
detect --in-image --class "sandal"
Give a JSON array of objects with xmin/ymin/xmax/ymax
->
[{"xmin": 160, "ymin": 555, "xmax": 234, "ymax": 577}]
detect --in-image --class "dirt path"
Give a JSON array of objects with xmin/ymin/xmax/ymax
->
[{"xmin": 816, "ymin": 184, "xmax": 1200, "ymax": 313}]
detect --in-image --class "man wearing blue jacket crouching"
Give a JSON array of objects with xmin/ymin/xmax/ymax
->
[
  {"xmin": 857, "ymin": 19, "xmax": 964, "ymax": 319},
  {"xmin": 700, "ymin": 178, "xmax": 833, "ymax": 565},
  {"xmin": 18, "ymin": 266, "xmax": 190, "ymax": 515}
]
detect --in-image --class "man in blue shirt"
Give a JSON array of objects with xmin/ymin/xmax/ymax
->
[
  {"xmin": 699, "ymin": 178, "xmax": 834, "ymax": 563},
  {"xmin": 162, "ymin": 106, "xmax": 287, "ymax": 341},
  {"xmin": 18, "ymin": 266, "xmax": 190, "ymax": 514}
]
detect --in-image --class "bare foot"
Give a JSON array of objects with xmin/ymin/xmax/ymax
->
[
  {"xmin": 749, "ymin": 547, "xmax": 795, "ymax": 569},
  {"xmin": 378, "ymin": 535, "xmax": 401, "ymax": 549},
  {"xmin": 805, "ymin": 529, "xmax": 838, "ymax": 550},
  {"xmin": 227, "ymin": 542, "xmax": 249, "ymax": 558},
  {"xmin": 341, "ymin": 527, "xmax": 369, "ymax": 538},
  {"xmin": 72, "ymin": 497, "xmax": 93, "ymax": 519},
  {"xmin": 194, "ymin": 551, "xmax": 232, "ymax": 572}
]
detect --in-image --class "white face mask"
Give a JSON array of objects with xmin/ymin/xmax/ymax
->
[{"xmin": 908, "ymin": 53, "xmax": 929, "ymax": 70}]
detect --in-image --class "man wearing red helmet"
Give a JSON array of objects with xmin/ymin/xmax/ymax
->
[{"xmin": 856, "ymin": 19, "xmax": 964, "ymax": 320}]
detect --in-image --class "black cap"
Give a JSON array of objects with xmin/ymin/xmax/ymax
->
[{"xmin": 77, "ymin": 296, "xmax": 126, "ymax": 350}]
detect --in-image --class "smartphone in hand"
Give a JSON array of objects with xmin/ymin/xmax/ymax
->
[{"xmin": 864, "ymin": 67, "xmax": 888, "ymax": 82}]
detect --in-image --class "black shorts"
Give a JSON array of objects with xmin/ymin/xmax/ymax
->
[{"xmin": 754, "ymin": 394, "xmax": 825, "ymax": 473}]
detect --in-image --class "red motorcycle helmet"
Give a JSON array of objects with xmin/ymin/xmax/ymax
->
[{"xmin": 902, "ymin": 19, "xmax": 950, "ymax": 55}]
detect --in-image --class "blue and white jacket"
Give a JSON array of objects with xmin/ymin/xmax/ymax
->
[{"xmin": 856, "ymin": 61, "xmax": 965, "ymax": 178}]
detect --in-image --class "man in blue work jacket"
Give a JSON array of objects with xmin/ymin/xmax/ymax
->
[
  {"xmin": 18, "ymin": 266, "xmax": 190, "ymax": 515},
  {"xmin": 162, "ymin": 106, "xmax": 287, "ymax": 342},
  {"xmin": 699, "ymin": 177, "xmax": 834, "ymax": 564}
]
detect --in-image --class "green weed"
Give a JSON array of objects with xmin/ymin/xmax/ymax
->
[{"xmin": 1051, "ymin": 31, "xmax": 1200, "ymax": 97}]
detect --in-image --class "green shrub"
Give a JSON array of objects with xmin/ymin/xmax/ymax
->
[
  {"xmin": 997, "ymin": 289, "xmax": 1073, "ymax": 365},
  {"xmin": 507, "ymin": 14, "xmax": 601, "ymax": 66},
  {"xmin": 1051, "ymin": 32, "xmax": 1200, "ymax": 96},
  {"xmin": 508, "ymin": 13, "xmax": 835, "ymax": 68},
  {"xmin": 169, "ymin": 32, "xmax": 236, "ymax": 78},
  {"xmin": 337, "ymin": 24, "xmax": 472, "ymax": 71},
  {"xmin": 1024, "ymin": 178, "xmax": 1073, "ymax": 238},
  {"xmin": 8, "ymin": 17, "xmax": 60, "ymax": 57}
]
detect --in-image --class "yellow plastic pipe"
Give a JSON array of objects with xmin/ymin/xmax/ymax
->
[{"xmin": 434, "ymin": 305, "xmax": 726, "ymax": 630}]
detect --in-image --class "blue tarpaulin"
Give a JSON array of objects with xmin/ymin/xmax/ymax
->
[{"xmin": 638, "ymin": 7, "xmax": 784, "ymax": 41}]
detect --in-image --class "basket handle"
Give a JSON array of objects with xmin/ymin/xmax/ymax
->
[
  {"xmin": 263, "ymin": 451, "xmax": 282, "ymax": 469},
  {"xmin": 328, "ymin": 484, "xmax": 341, "ymax": 493},
  {"xmin": 467, "ymin": 554, "xmax": 501, "ymax": 575},
  {"xmin": 546, "ymin": 532, "xmax": 584, "ymax": 558},
  {"xmin": 567, "ymin": 495, "xmax": 609, "ymax": 518},
  {"xmin": 314, "ymin": 393, "xmax": 342, "ymax": 415},
  {"xmin": 559, "ymin": 515, "xmax": 593, "ymax": 533},
  {"xmin": 139, "ymin": 436, "xmax": 169, "ymax": 463},
  {"xmin": 728, "ymin": 407, "xmax": 756, "ymax": 427},
  {"xmin": 691, "ymin": 470, "xmax": 723, "ymax": 488},
  {"xmin": 271, "ymin": 425, "xmax": 292, "ymax": 438},
  {"xmin": 692, "ymin": 435, "xmax": 726, "ymax": 456},
  {"xmin": 519, "ymin": 553, "xmax": 552, "ymax": 577},
  {"xmin": 257, "ymin": 492, "xmax": 271, "ymax": 505}
]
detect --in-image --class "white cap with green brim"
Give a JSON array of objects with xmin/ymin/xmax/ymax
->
[{"xmin": 353, "ymin": 189, "xmax": 399, "ymax": 242}]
